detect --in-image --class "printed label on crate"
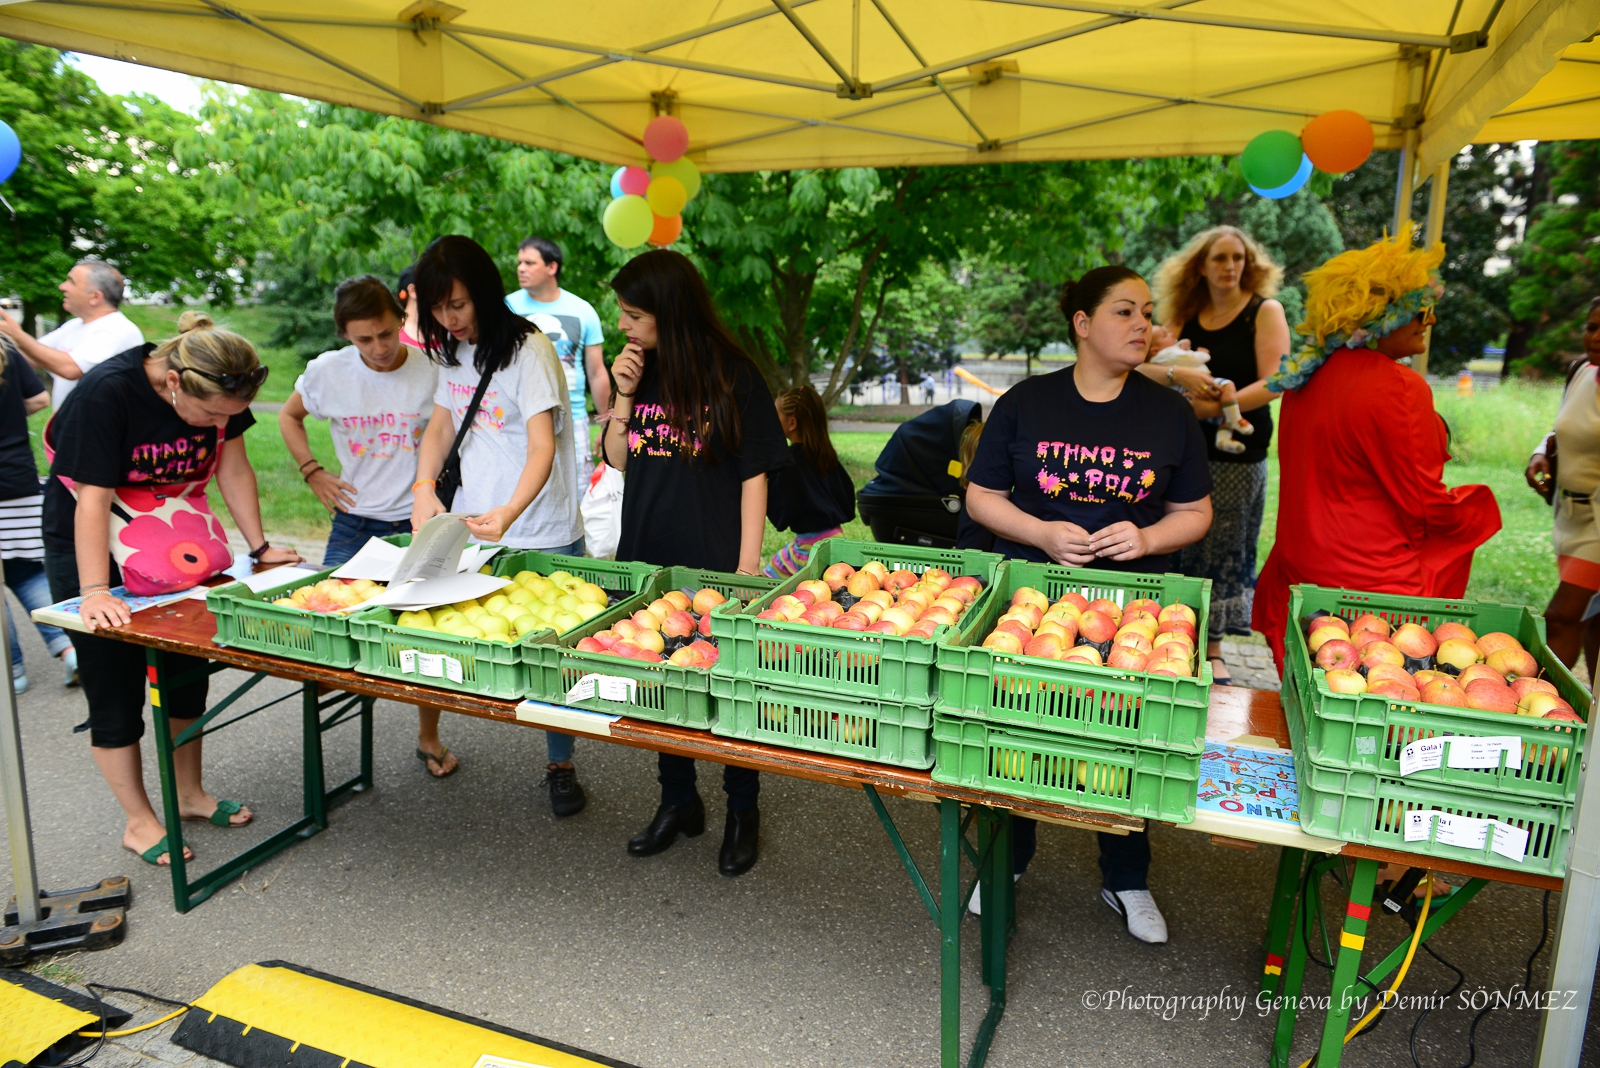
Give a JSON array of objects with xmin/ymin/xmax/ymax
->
[
  {"xmin": 400, "ymin": 649, "xmax": 417, "ymax": 673},
  {"xmin": 444, "ymin": 657, "xmax": 464, "ymax": 683},
  {"xmin": 1398, "ymin": 738, "xmax": 1448, "ymax": 776},
  {"xmin": 399, "ymin": 650, "xmax": 464, "ymax": 682},
  {"xmin": 1491, "ymin": 821, "xmax": 1529, "ymax": 863},
  {"xmin": 418, "ymin": 652, "xmax": 444, "ymax": 678},
  {"xmin": 1196, "ymin": 744, "xmax": 1298, "ymax": 823},
  {"xmin": 1445, "ymin": 735, "xmax": 1523, "ymax": 771},
  {"xmin": 567, "ymin": 673, "xmax": 637, "ymax": 703},
  {"xmin": 1404, "ymin": 810, "xmax": 1436, "ymax": 842}
]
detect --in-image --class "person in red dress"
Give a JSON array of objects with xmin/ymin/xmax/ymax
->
[{"xmin": 1253, "ymin": 225, "xmax": 1501, "ymax": 671}]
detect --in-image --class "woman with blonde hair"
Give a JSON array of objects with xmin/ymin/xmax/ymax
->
[
  {"xmin": 1143, "ymin": 225, "xmax": 1291, "ymax": 684},
  {"xmin": 44, "ymin": 311, "xmax": 301, "ymax": 866}
]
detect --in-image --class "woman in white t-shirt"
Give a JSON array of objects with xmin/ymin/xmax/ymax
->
[
  {"xmin": 279, "ymin": 276, "xmax": 462, "ymax": 777},
  {"xmin": 410, "ymin": 236, "xmax": 586, "ymax": 815}
]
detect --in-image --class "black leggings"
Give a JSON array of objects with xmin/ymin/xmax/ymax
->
[{"xmin": 45, "ymin": 545, "xmax": 210, "ymax": 749}]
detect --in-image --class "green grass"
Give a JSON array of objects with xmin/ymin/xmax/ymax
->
[{"xmin": 120, "ymin": 302, "xmax": 303, "ymax": 403}]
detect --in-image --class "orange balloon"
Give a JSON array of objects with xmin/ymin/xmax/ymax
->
[
  {"xmin": 1301, "ymin": 110, "xmax": 1374, "ymax": 174},
  {"xmin": 648, "ymin": 212, "xmax": 683, "ymax": 246}
]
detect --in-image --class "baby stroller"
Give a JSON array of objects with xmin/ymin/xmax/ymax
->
[{"xmin": 856, "ymin": 399, "xmax": 983, "ymax": 548}]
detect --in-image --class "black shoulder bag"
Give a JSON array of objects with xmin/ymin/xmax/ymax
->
[{"xmin": 436, "ymin": 368, "xmax": 494, "ymax": 510}]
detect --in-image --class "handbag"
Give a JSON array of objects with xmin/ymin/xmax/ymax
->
[
  {"xmin": 436, "ymin": 368, "xmax": 495, "ymax": 510},
  {"xmin": 44, "ymin": 416, "xmax": 234, "ymax": 596}
]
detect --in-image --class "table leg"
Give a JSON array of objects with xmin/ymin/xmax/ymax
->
[
  {"xmin": 970, "ymin": 807, "xmax": 1010, "ymax": 1068},
  {"xmin": 1269, "ymin": 853, "xmax": 1334, "ymax": 1068},
  {"xmin": 941, "ymin": 798, "xmax": 961, "ymax": 1068},
  {"xmin": 1316, "ymin": 857, "xmax": 1379, "ymax": 1068},
  {"xmin": 303, "ymin": 682, "xmax": 328, "ymax": 830},
  {"xmin": 1261, "ymin": 846, "xmax": 1304, "ymax": 1001},
  {"xmin": 147, "ymin": 650, "xmax": 193, "ymax": 913}
]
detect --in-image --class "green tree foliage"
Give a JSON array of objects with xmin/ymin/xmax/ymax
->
[
  {"xmin": 965, "ymin": 265, "xmax": 1070, "ymax": 376},
  {"xmin": 863, "ymin": 262, "xmax": 967, "ymax": 403},
  {"xmin": 1507, "ymin": 141, "xmax": 1600, "ymax": 375},
  {"xmin": 0, "ymin": 42, "xmax": 254, "ymax": 329},
  {"xmin": 693, "ymin": 158, "xmax": 1218, "ymax": 404}
]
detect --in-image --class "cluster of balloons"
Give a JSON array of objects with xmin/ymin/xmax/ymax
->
[
  {"xmin": 1239, "ymin": 110, "xmax": 1375, "ymax": 200},
  {"xmin": 602, "ymin": 116, "xmax": 702, "ymax": 249}
]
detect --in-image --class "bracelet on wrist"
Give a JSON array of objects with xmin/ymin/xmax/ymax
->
[
  {"xmin": 80, "ymin": 584, "xmax": 110, "ymax": 595},
  {"xmin": 248, "ymin": 541, "xmax": 271, "ymax": 562},
  {"xmin": 302, "ymin": 464, "xmax": 323, "ymax": 482},
  {"xmin": 412, "ymin": 478, "xmax": 437, "ymax": 493},
  {"xmin": 298, "ymin": 458, "xmax": 319, "ymax": 473}
]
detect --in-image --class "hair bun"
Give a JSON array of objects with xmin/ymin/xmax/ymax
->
[{"xmin": 176, "ymin": 310, "xmax": 214, "ymax": 333}]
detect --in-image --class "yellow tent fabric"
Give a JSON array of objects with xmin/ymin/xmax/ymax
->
[{"xmin": 0, "ymin": 0, "xmax": 1594, "ymax": 171}]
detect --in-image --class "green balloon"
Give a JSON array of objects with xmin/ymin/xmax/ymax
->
[
  {"xmin": 603, "ymin": 195, "xmax": 654, "ymax": 248},
  {"xmin": 651, "ymin": 156, "xmax": 701, "ymax": 201},
  {"xmin": 1240, "ymin": 130, "xmax": 1305, "ymax": 190}
]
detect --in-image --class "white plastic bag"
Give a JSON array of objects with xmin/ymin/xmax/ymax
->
[{"xmin": 581, "ymin": 462, "xmax": 624, "ymax": 560}]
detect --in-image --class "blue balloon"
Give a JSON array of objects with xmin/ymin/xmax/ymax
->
[
  {"xmin": 1250, "ymin": 153, "xmax": 1312, "ymax": 200},
  {"xmin": 609, "ymin": 166, "xmax": 627, "ymax": 200},
  {"xmin": 0, "ymin": 122, "xmax": 19, "ymax": 185}
]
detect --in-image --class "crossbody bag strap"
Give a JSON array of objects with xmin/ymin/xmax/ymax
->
[{"xmin": 446, "ymin": 366, "xmax": 496, "ymax": 468}]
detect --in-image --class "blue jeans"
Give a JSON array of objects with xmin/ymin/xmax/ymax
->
[
  {"xmin": 538, "ymin": 536, "xmax": 585, "ymax": 558},
  {"xmin": 5, "ymin": 556, "xmax": 70, "ymax": 671},
  {"xmin": 322, "ymin": 512, "xmax": 413, "ymax": 568}
]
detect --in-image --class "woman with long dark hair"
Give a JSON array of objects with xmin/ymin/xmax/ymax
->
[
  {"xmin": 765, "ymin": 384, "xmax": 854, "ymax": 576},
  {"xmin": 603, "ymin": 249, "xmax": 790, "ymax": 877},
  {"xmin": 410, "ymin": 235, "xmax": 588, "ymax": 814}
]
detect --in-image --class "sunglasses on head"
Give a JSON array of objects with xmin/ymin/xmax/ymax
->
[{"xmin": 180, "ymin": 364, "xmax": 269, "ymax": 393}]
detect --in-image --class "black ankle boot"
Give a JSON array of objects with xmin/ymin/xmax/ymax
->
[
  {"xmin": 627, "ymin": 794, "xmax": 705, "ymax": 857},
  {"xmin": 718, "ymin": 807, "xmax": 760, "ymax": 877}
]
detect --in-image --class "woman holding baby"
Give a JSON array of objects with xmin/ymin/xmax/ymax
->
[{"xmin": 1140, "ymin": 226, "xmax": 1290, "ymax": 685}]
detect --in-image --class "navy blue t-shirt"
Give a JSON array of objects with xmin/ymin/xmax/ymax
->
[{"xmin": 965, "ymin": 367, "xmax": 1212, "ymax": 572}]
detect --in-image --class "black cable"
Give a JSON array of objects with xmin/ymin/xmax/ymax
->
[
  {"xmin": 55, "ymin": 983, "xmax": 109, "ymax": 1067},
  {"xmin": 86, "ymin": 983, "xmax": 192, "ymax": 1011},
  {"xmin": 1406, "ymin": 889, "xmax": 1551, "ymax": 1068},
  {"xmin": 1298, "ymin": 862, "xmax": 1384, "ymax": 1005}
]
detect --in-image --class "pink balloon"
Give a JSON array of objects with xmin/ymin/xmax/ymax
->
[
  {"xmin": 619, "ymin": 166, "xmax": 650, "ymax": 196},
  {"xmin": 643, "ymin": 116, "xmax": 689, "ymax": 163}
]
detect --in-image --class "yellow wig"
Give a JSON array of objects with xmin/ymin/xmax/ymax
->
[{"xmin": 1268, "ymin": 223, "xmax": 1444, "ymax": 391}]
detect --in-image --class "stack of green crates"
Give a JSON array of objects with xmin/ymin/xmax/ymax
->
[
  {"xmin": 523, "ymin": 566, "xmax": 779, "ymax": 727},
  {"xmin": 1284, "ymin": 584, "xmax": 1590, "ymax": 876},
  {"xmin": 931, "ymin": 560, "xmax": 1211, "ymax": 823},
  {"xmin": 207, "ymin": 534, "xmax": 412, "ymax": 669},
  {"xmin": 347, "ymin": 551, "xmax": 658, "ymax": 700},
  {"xmin": 709, "ymin": 538, "xmax": 1004, "ymax": 768}
]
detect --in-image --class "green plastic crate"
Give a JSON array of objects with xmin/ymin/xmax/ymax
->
[
  {"xmin": 930, "ymin": 715, "xmax": 1200, "ymax": 823},
  {"xmin": 936, "ymin": 560, "xmax": 1212, "ymax": 754},
  {"xmin": 710, "ymin": 537, "xmax": 1004, "ymax": 703},
  {"xmin": 710, "ymin": 674, "xmax": 935, "ymax": 768},
  {"xmin": 349, "ymin": 603, "xmax": 538, "ymax": 699},
  {"xmin": 523, "ymin": 567, "xmax": 780, "ymax": 727},
  {"xmin": 207, "ymin": 534, "xmax": 411, "ymax": 668},
  {"xmin": 1285, "ymin": 584, "xmax": 1590, "ymax": 804},
  {"xmin": 1284, "ymin": 672, "xmax": 1571, "ymax": 876},
  {"xmin": 491, "ymin": 549, "xmax": 659, "ymax": 597}
]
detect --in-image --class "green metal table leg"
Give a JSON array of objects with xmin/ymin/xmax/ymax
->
[
  {"xmin": 1270, "ymin": 854, "xmax": 1336, "ymax": 1068},
  {"xmin": 941, "ymin": 798, "xmax": 961, "ymax": 1068},
  {"xmin": 1261, "ymin": 846, "xmax": 1305, "ymax": 1000},
  {"xmin": 302, "ymin": 681, "xmax": 329, "ymax": 830},
  {"xmin": 148, "ymin": 649, "xmax": 194, "ymax": 913},
  {"xmin": 1316, "ymin": 857, "xmax": 1379, "ymax": 1067},
  {"xmin": 969, "ymin": 807, "xmax": 1010, "ymax": 1068}
]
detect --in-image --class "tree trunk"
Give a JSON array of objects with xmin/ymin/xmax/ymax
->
[
  {"xmin": 897, "ymin": 358, "xmax": 911, "ymax": 405},
  {"xmin": 1501, "ymin": 320, "xmax": 1532, "ymax": 378},
  {"xmin": 769, "ymin": 267, "xmax": 817, "ymax": 393},
  {"xmin": 19, "ymin": 299, "xmax": 35, "ymax": 339}
]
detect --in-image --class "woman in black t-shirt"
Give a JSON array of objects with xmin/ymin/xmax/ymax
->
[
  {"xmin": 765, "ymin": 385, "xmax": 854, "ymax": 576},
  {"xmin": 965, "ymin": 266, "xmax": 1213, "ymax": 945},
  {"xmin": 44, "ymin": 312, "xmax": 300, "ymax": 868},
  {"xmin": 603, "ymin": 250, "xmax": 790, "ymax": 878}
]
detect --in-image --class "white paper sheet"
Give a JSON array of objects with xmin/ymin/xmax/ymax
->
[
  {"xmin": 1491, "ymin": 821, "xmax": 1530, "ymax": 862},
  {"xmin": 1432, "ymin": 814, "xmax": 1490, "ymax": 849},
  {"xmin": 1405, "ymin": 810, "xmax": 1438, "ymax": 842},
  {"xmin": 1445, "ymin": 736, "xmax": 1523, "ymax": 771},
  {"xmin": 330, "ymin": 517, "xmax": 507, "ymax": 582},
  {"xmin": 365, "ymin": 572, "xmax": 512, "ymax": 611},
  {"xmin": 1398, "ymin": 738, "xmax": 1447, "ymax": 776}
]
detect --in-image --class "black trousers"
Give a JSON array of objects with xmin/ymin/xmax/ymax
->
[
  {"xmin": 45, "ymin": 543, "xmax": 210, "ymax": 749},
  {"xmin": 658, "ymin": 753, "xmax": 759, "ymax": 811},
  {"xmin": 1011, "ymin": 817, "xmax": 1151, "ymax": 892}
]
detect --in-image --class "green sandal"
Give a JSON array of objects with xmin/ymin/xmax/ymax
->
[
  {"xmin": 191, "ymin": 798, "xmax": 249, "ymax": 827},
  {"xmin": 417, "ymin": 746, "xmax": 458, "ymax": 778},
  {"xmin": 132, "ymin": 835, "xmax": 189, "ymax": 866}
]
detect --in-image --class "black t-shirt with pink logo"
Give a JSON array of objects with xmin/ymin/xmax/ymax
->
[
  {"xmin": 42, "ymin": 345, "xmax": 255, "ymax": 549},
  {"xmin": 614, "ymin": 356, "xmax": 790, "ymax": 572},
  {"xmin": 965, "ymin": 367, "xmax": 1211, "ymax": 573}
]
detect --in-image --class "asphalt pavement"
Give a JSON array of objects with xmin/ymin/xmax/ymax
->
[{"xmin": 3, "ymin": 594, "xmax": 1597, "ymax": 1068}]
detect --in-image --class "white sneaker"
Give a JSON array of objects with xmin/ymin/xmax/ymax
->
[
  {"xmin": 967, "ymin": 874, "xmax": 1022, "ymax": 916},
  {"xmin": 1102, "ymin": 888, "xmax": 1168, "ymax": 943}
]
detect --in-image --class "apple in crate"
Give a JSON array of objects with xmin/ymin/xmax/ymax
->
[{"xmin": 1324, "ymin": 668, "xmax": 1366, "ymax": 694}]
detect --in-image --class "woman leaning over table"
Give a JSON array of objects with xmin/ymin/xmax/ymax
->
[
  {"xmin": 408, "ymin": 235, "xmax": 589, "ymax": 818},
  {"xmin": 965, "ymin": 265, "xmax": 1214, "ymax": 944},
  {"xmin": 604, "ymin": 249, "xmax": 791, "ymax": 878},
  {"xmin": 1525, "ymin": 297, "xmax": 1600, "ymax": 671},
  {"xmin": 1143, "ymin": 226, "xmax": 1290, "ymax": 684},
  {"xmin": 44, "ymin": 312, "xmax": 301, "ymax": 866},
  {"xmin": 278, "ymin": 275, "xmax": 457, "ymax": 778}
]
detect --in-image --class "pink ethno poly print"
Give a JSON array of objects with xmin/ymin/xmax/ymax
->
[{"xmin": 1033, "ymin": 441, "xmax": 1155, "ymax": 505}]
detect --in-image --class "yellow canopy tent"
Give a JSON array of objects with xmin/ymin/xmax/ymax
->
[{"xmin": 0, "ymin": 0, "xmax": 1593, "ymax": 175}]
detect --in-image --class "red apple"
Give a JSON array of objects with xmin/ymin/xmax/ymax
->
[
  {"xmin": 662, "ymin": 610, "xmax": 697, "ymax": 639},
  {"xmin": 797, "ymin": 579, "xmax": 832, "ymax": 604},
  {"xmin": 905, "ymin": 619, "xmax": 939, "ymax": 639},
  {"xmin": 1519, "ymin": 691, "xmax": 1570, "ymax": 718},
  {"xmin": 1466, "ymin": 685, "xmax": 1517, "ymax": 714},
  {"xmin": 1511, "ymin": 677, "xmax": 1559, "ymax": 703},
  {"xmin": 846, "ymin": 571, "xmax": 881, "ymax": 598},
  {"xmin": 756, "ymin": 609, "xmax": 785, "ymax": 621},
  {"xmin": 1037, "ymin": 619, "xmax": 1078, "ymax": 644},
  {"xmin": 1456, "ymin": 663, "xmax": 1504, "ymax": 688},
  {"xmin": 1123, "ymin": 597, "xmax": 1162, "ymax": 618},
  {"xmin": 1435, "ymin": 637, "xmax": 1482, "ymax": 671},
  {"xmin": 1421, "ymin": 677, "xmax": 1469, "ymax": 707},
  {"xmin": 1078, "ymin": 609, "xmax": 1117, "ymax": 645},
  {"xmin": 1541, "ymin": 706, "xmax": 1584, "ymax": 723},
  {"xmin": 950, "ymin": 576, "xmax": 984, "ymax": 597},
  {"xmin": 1369, "ymin": 678, "xmax": 1421, "ymax": 702},
  {"xmin": 921, "ymin": 606, "xmax": 958, "ymax": 628},
  {"xmin": 867, "ymin": 620, "xmax": 902, "ymax": 635},
  {"xmin": 885, "ymin": 569, "xmax": 919, "ymax": 594},
  {"xmin": 1391, "ymin": 623, "xmax": 1438, "ymax": 660},
  {"xmin": 1114, "ymin": 631, "xmax": 1154, "ymax": 654},
  {"xmin": 831, "ymin": 612, "xmax": 870, "ymax": 632},
  {"xmin": 1159, "ymin": 603, "xmax": 1198, "ymax": 627},
  {"xmin": 1351, "ymin": 629, "xmax": 1388, "ymax": 652},
  {"xmin": 995, "ymin": 618, "xmax": 1032, "ymax": 642},
  {"xmin": 852, "ymin": 601, "xmax": 884, "ymax": 624},
  {"xmin": 575, "ymin": 636, "xmax": 606, "ymax": 653},
  {"xmin": 1106, "ymin": 645, "xmax": 1151, "ymax": 672},
  {"xmin": 593, "ymin": 630, "xmax": 621, "ymax": 649},
  {"xmin": 1025, "ymin": 633, "xmax": 1067, "ymax": 659},
  {"xmin": 1002, "ymin": 604, "xmax": 1043, "ymax": 631},
  {"xmin": 881, "ymin": 607, "xmax": 919, "ymax": 632},
  {"xmin": 822, "ymin": 562, "xmax": 856, "ymax": 591},
  {"xmin": 1486, "ymin": 647, "xmax": 1540, "ymax": 680},
  {"xmin": 1011, "ymin": 586, "xmax": 1050, "ymax": 612},
  {"xmin": 1360, "ymin": 642, "xmax": 1405, "ymax": 670},
  {"xmin": 1432, "ymin": 621, "xmax": 1478, "ymax": 645},
  {"xmin": 1157, "ymin": 618, "xmax": 1197, "ymax": 642},
  {"xmin": 1086, "ymin": 598, "xmax": 1122, "ymax": 624},
  {"xmin": 982, "ymin": 629, "xmax": 1024, "ymax": 653},
  {"xmin": 1315, "ymin": 639, "xmax": 1360, "ymax": 671},
  {"xmin": 1062, "ymin": 645, "xmax": 1103, "ymax": 666},
  {"xmin": 1324, "ymin": 668, "xmax": 1367, "ymax": 694},
  {"xmin": 1309, "ymin": 624, "xmax": 1350, "ymax": 653},
  {"xmin": 1350, "ymin": 613, "xmax": 1390, "ymax": 638},
  {"xmin": 1366, "ymin": 664, "xmax": 1417, "ymax": 688},
  {"xmin": 1476, "ymin": 632, "xmax": 1522, "ymax": 657},
  {"xmin": 801, "ymin": 609, "xmax": 835, "ymax": 628},
  {"xmin": 697, "ymin": 611, "xmax": 713, "ymax": 638},
  {"xmin": 861, "ymin": 590, "xmax": 894, "ymax": 611}
]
